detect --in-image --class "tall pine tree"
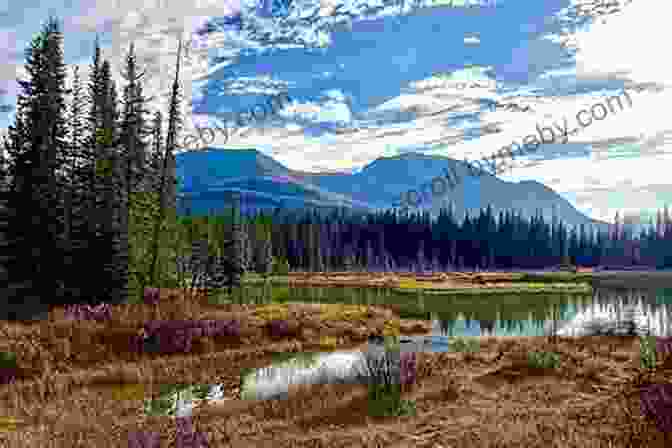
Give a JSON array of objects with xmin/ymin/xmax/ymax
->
[{"xmin": 0, "ymin": 16, "xmax": 69, "ymax": 318}]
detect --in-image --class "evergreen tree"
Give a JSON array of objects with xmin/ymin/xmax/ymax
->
[
  {"xmin": 119, "ymin": 42, "xmax": 152, "ymax": 195},
  {"xmin": 147, "ymin": 39, "xmax": 182, "ymax": 288},
  {"xmin": 0, "ymin": 16, "xmax": 69, "ymax": 318},
  {"xmin": 61, "ymin": 64, "xmax": 98, "ymax": 304},
  {"xmin": 93, "ymin": 58, "xmax": 130, "ymax": 305},
  {"xmin": 256, "ymin": 233, "xmax": 273, "ymax": 279}
]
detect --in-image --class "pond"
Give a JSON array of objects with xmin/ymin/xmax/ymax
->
[
  {"xmin": 124, "ymin": 284, "xmax": 672, "ymax": 418},
  {"xmin": 217, "ymin": 283, "xmax": 672, "ymax": 338}
]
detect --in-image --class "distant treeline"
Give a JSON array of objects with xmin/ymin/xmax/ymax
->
[{"xmin": 182, "ymin": 204, "xmax": 672, "ymax": 272}]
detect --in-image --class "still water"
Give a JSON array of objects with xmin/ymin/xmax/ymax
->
[{"xmin": 137, "ymin": 284, "xmax": 672, "ymax": 417}]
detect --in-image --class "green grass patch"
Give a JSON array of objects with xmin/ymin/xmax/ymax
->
[
  {"xmin": 397, "ymin": 283, "xmax": 592, "ymax": 295},
  {"xmin": 448, "ymin": 336, "xmax": 480, "ymax": 353},
  {"xmin": 367, "ymin": 384, "xmax": 417, "ymax": 417},
  {"xmin": 516, "ymin": 272, "xmax": 594, "ymax": 284},
  {"xmin": 527, "ymin": 350, "xmax": 560, "ymax": 369}
]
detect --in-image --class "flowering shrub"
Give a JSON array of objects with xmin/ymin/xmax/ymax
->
[
  {"xmin": 127, "ymin": 418, "xmax": 210, "ymax": 447},
  {"xmin": 200, "ymin": 319, "xmax": 241, "ymax": 338},
  {"xmin": 64, "ymin": 303, "xmax": 112, "ymax": 322},
  {"xmin": 127, "ymin": 430, "xmax": 160, "ymax": 447},
  {"xmin": 640, "ymin": 383, "xmax": 672, "ymax": 434},
  {"xmin": 655, "ymin": 336, "xmax": 672, "ymax": 363},
  {"xmin": 267, "ymin": 319, "xmax": 293, "ymax": 339},
  {"xmin": 400, "ymin": 352, "xmax": 417, "ymax": 387},
  {"xmin": 133, "ymin": 319, "xmax": 242, "ymax": 355},
  {"xmin": 174, "ymin": 416, "xmax": 210, "ymax": 447},
  {"xmin": 143, "ymin": 287, "xmax": 160, "ymax": 306}
]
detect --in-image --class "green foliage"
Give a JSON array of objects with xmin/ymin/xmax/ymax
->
[
  {"xmin": 272, "ymin": 257, "xmax": 290, "ymax": 275},
  {"xmin": 527, "ymin": 350, "xmax": 560, "ymax": 369},
  {"xmin": 128, "ymin": 190, "xmax": 181, "ymax": 300},
  {"xmin": 367, "ymin": 383, "xmax": 416, "ymax": 417},
  {"xmin": 0, "ymin": 351, "xmax": 17, "ymax": 369},
  {"xmin": 640, "ymin": 335, "xmax": 657, "ymax": 370},
  {"xmin": 448, "ymin": 337, "xmax": 480, "ymax": 353}
]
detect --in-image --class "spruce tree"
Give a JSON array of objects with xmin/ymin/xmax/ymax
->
[
  {"xmin": 61, "ymin": 64, "xmax": 96, "ymax": 305},
  {"xmin": 119, "ymin": 42, "xmax": 153, "ymax": 194},
  {"xmin": 94, "ymin": 59, "xmax": 129, "ymax": 305},
  {"xmin": 0, "ymin": 16, "xmax": 69, "ymax": 318},
  {"xmin": 147, "ymin": 39, "xmax": 182, "ymax": 288}
]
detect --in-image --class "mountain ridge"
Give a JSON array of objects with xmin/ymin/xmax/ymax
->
[{"xmin": 174, "ymin": 148, "xmax": 609, "ymax": 231}]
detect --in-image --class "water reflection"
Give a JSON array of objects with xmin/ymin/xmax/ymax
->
[
  {"xmin": 230, "ymin": 283, "xmax": 672, "ymax": 338},
  {"xmin": 136, "ymin": 284, "xmax": 672, "ymax": 416}
]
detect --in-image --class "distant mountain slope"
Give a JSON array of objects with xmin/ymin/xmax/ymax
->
[{"xmin": 174, "ymin": 148, "xmax": 609, "ymax": 231}]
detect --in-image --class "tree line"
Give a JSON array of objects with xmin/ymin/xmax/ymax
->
[{"xmin": 186, "ymin": 203, "xmax": 672, "ymax": 274}]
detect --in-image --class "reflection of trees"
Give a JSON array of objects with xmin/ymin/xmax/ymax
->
[{"xmin": 479, "ymin": 319, "xmax": 495, "ymax": 335}]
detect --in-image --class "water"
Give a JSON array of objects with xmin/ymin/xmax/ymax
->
[
  {"xmin": 216, "ymin": 282, "xmax": 672, "ymax": 338},
  {"xmin": 129, "ymin": 283, "xmax": 672, "ymax": 417}
]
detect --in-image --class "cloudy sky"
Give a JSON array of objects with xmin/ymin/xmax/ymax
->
[{"xmin": 0, "ymin": 0, "xmax": 668, "ymax": 224}]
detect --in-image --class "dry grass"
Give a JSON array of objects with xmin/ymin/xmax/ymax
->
[{"xmin": 0, "ymin": 285, "xmax": 669, "ymax": 446}]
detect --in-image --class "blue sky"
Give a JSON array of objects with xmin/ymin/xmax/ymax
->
[{"xmin": 0, "ymin": 0, "xmax": 668, "ymax": 224}]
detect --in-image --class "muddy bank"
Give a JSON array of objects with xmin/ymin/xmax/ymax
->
[{"xmin": 0, "ymin": 335, "xmax": 670, "ymax": 447}]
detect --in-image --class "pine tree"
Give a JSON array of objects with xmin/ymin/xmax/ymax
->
[
  {"xmin": 255, "ymin": 232, "xmax": 273, "ymax": 278},
  {"xmin": 119, "ymin": 42, "xmax": 152, "ymax": 195},
  {"xmin": 0, "ymin": 16, "xmax": 69, "ymax": 318},
  {"xmin": 93, "ymin": 58, "xmax": 130, "ymax": 306},
  {"xmin": 147, "ymin": 39, "xmax": 182, "ymax": 288},
  {"xmin": 61, "ymin": 64, "xmax": 98, "ymax": 305}
]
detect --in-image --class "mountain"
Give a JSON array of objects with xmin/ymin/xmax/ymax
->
[
  {"xmin": 174, "ymin": 148, "xmax": 373, "ymax": 215},
  {"xmin": 174, "ymin": 148, "xmax": 609, "ymax": 231}
]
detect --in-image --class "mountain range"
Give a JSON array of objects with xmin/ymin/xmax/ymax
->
[{"xmin": 174, "ymin": 148, "xmax": 609, "ymax": 231}]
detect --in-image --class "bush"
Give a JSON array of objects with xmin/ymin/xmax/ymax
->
[
  {"xmin": 143, "ymin": 287, "xmax": 160, "ymax": 306},
  {"xmin": 655, "ymin": 336, "xmax": 672, "ymax": 363},
  {"xmin": 174, "ymin": 416, "xmax": 210, "ymax": 447},
  {"xmin": 448, "ymin": 337, "xmax": 479, "ymax": 353},
  {"xmin": 641, "ymin": 335, "xmax": 658, "ymax": 370},
  {"xmin": 318, "ymin": 336, "xmax": 338, "ymax": 350},
  {"xmin": 64, "ymin": 303, "xmax": 112, "ymax": 322},
  {"xmin": 127, "ymin": 430, "xmax": 160, "ymax": 447},
  {"xmin": 527, "ymin": 351, "xmax": 560, "ymax": 369},
  {"xmin": 400, "ymin": 352, "xmax": 417, "ymax": 386},
  {"xmin": 271, "ymin": 257, "xmax": 290, "ymax": 276},
  {"xmin": 133, "ymin": 319, "xmax": 242, "ymax": 355},
  {"xmin": 640, "ymin": 383, "xmax": 672, "ymax": 434},
  {"xmin": 0, "ymin": 351, "xmax": 18, "ymax": 385},
  {"xmin": 353, "ymin": 347, "xmax": 418, "ymax": 417},
  {"xmin": 267, "ymin": 319, "xmax": 294, "ymax": 339},
  {"xmin": 0, "ymin": 351, "xmax": 17, "ymax": 369}
]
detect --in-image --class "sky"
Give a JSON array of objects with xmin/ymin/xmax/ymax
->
[{"xmin": 0, "ymin": 0, "xmax": 668, "ymax": 224}]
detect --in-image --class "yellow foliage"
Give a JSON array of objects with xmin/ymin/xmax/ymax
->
[
  {"xmin": 383, "ymin": 318, "xmax": 401, "ymax": 337},
  {"xmin": 319, "ymin": 336, "xmax": 337, "ymax": 350},
  {"xmin": 319, "ymin": 304, "xmax": 368, "ymax": 322},
  {"xmin": 110, "ymin": 383, "xmax": 147, "ymax": 402},
  {"xmin": 255, "ymin": 304, "xmax": 290, "ymax": 321},
  {"xmin": 0, "ymin": 416, "xmax": 25, "ymax": 432},
  {"xmin": 398, "ymin": 279, "xmax": 424, "ymax": 290}
]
